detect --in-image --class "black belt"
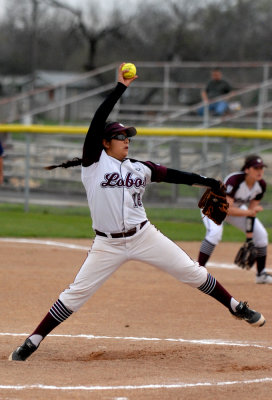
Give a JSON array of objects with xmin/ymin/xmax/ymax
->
[{"xmin": 95, "ymin": 220, "xmax": 148, "ymax": 238}]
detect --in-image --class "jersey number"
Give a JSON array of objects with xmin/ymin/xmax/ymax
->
[{"xmin": 132, "ymin": 193, "xmax": 143, "ymax": 208}]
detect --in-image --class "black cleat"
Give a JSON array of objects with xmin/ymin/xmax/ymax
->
[
  {"xmin": 9, "ymin": 338, "xmax": 38, "ymax": 361},
  {"xmin": 230, "ymin": 301, "xmax": 265, "ymax": 327}
]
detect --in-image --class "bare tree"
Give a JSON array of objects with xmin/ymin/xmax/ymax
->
[
  {"xmin": 0, "ymin": 0, "xmax": 81, "ymax": 74},
  {"xmin": 43, "ymin": 0, "xmax": 132, "ymax": 70},
  {"xmin": 1, "ymin": 0, "xmax": 272, "ymax": 77}
]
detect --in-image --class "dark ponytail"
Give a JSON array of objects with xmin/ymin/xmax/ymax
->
[{"xmin": 44, "ymin": 157, "xmax": 82, "ymax": 170}]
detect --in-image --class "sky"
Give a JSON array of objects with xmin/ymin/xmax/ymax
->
[
  {"xmin": 0, "ymin": 0, "xmax": 219, "ymax": 18},
  {"xmin": 0, "ymin": 0, "xmax": 154, "ymax": 22},
  {"xmin": 62, "ymin": 0, "xmax": 145, "ymax": 15},
  {"xmin": 0, "ymin": 0, "xmax": 146, "ymax": 21},
  {"xmin": 63, "ymin": 0, "xmax": 137, "ymax": 8},
  {"xmin": 0, "ymin": 0, "xmax": 144, "ymax": 13}
]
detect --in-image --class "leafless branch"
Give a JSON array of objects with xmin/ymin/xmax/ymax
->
[{"xmin": 40, "ymin": 0, "xmax": 81, "ymax": 17}]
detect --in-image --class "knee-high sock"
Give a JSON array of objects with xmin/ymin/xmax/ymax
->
[
  {"xmin": 198, "ymin": 273, "xmax": 235, "ymax": 310},
  {"xmin": 28, "ymin": 299, "xmax": 73, "ymax": 345},
  {"xmin": 198, "ymin": 239, "xmax": 216, "ymax": 267},
  {"xmin": 255, "ymin": 247, "xmax": 267, "ymax": 275}
]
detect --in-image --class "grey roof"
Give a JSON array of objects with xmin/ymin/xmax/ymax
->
[{"xmin": 0, "ymin": 70, "xmax": 98, "ymax": 89}]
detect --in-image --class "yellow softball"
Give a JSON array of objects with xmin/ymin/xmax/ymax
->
[{"xmin": 121, "ymin": 63, "xmax": 137, "ymax": 79}]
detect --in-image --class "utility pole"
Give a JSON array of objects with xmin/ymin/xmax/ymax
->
[
  {"xmin": 30, "ymin": 0, "xmax": 38, "ymax": 90},
  {"xmin": 23, "ymin": 0, "xmax": 39, "ymax": 124}
]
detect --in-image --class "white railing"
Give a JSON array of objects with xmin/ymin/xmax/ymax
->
[{"xmin": 1, "ymin": 61, "xmax": 272, "ymax": 129}]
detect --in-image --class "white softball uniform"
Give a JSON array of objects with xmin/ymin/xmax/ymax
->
[
  {"xmin": 202, "ymin": 171, "xmax": 268, "ymax": 247},
  {"xmin": 59, "ymin": 150, "xmax": 208, "ymax": 312},
  {"xmin": 82, "ymin": 150, "xmax": 150, "ymax": 233}
]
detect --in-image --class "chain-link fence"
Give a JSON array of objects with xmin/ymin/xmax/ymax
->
[{"xmin": 1, "ymin": 130, "xmax": 272, "ymax": 210}]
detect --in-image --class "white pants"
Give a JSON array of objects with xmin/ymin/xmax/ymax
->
[
  {"xmin": 202, "ymin": 209, "xmax": 268, "ymax": 248},
  {"xmin": 60, "ymin": 222, "xmax": 208, "ymax": 312}
]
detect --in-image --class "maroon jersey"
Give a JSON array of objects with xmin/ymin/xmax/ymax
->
[{"xmin": 224, "ymin": 171, "xmax": 266, "ymax": 207}]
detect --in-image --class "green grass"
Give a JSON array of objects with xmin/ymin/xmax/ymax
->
[
  {"xmin": 0, "ymin": 204, "xmax": 92, "ymax": 238},
  {"xmin": 0, "ymin": 203, "xmax": 271, "ymax": 241}
]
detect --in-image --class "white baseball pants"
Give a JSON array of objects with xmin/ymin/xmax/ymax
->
[
  {"xmin": 202, "ymin": 209, "xmax": 268, "ymax": 248},
  {"xmin": 59, "ymin": 222, "xmax": 208, "ymax": 312}
]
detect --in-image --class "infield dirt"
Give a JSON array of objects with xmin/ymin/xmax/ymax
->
[{"xmin": 1, "ymin": 239, "xmax": 272, "ymax": 399}]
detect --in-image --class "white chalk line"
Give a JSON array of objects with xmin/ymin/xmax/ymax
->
[
  {"xmin": 207, "ymin": 261, "xmax": 237, "ymax": 269},
  {"xmin": 0, "ymin": 237, "xmax": 91, "ymax": 251},
  {"xmin": 1, "ymin": 378, "xmax": 272, "ymax": 391},
  {"xmin": 2, "ymin": 332, "xmax": 272, "ymax": 392},
  {"xmin": 1, "ymin": 332, "xmax": 271, "ymax": 351},
  {"xmin": 0, "ymin": 238, "xmax": 239, "ymax": 269}
]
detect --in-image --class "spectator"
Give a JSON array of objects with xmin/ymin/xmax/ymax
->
[{"xmin": 198, "ymin": 68, "xmax": 232, "ymax": 116}]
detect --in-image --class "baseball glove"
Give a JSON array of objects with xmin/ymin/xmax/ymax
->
[
  {"xmin": 234, "ymin": 239, "xmax": 258, "ymax": 269},
  {"xmin": 198, "ymin": 185, "xmax": 229, "ymax": 225}
]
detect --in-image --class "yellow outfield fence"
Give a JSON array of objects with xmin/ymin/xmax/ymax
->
[
  {"xmin": 1, "ymin": 123, "xmax": 272, "ymax": 210},
  {"xmin": 1, "ymin": 124, "xmax": 272, "ymax": 139}
]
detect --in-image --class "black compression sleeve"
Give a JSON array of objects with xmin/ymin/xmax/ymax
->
[
  {"xmin": 82, "ymin": 82, "xmax": 127, "ymax": 166},
  {"xmin": 164, "ymin": 168, "xmax": 220, "ymax": 190}
]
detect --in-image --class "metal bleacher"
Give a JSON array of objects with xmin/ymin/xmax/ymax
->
[{"xmin": 1, "ymin": 61, "xmax": 272, "ymax": 129}]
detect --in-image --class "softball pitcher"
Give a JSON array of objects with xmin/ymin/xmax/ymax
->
[
  {"xmin": 9, "ymin": 64, "xmax": 265, "ymax": 362},
  {"xmin": 198, "ymin": 154, "xmax": 270, "ymax": 284}
]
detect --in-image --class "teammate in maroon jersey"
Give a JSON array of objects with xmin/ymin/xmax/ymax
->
[{"xmin": 198, "ymin": 154, "xmax": 270, "ymax": 284}]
